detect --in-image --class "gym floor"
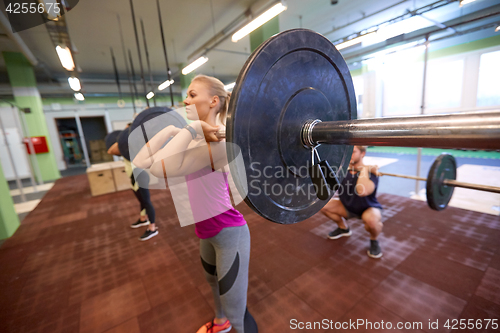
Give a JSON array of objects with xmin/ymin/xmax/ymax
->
[{"xmin": 1, "ymin": 168, "xmax": 499, "ymax": 333}]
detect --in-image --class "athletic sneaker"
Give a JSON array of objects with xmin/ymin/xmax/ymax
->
[
  {"xmin": 327, "ymin": 227, "xmax": 352, "ymax": 239},
  {"xmin": 139, "ymin": 229, "xmax": 158, "ymax": 241},
  {"xmin": 196, "ymin": 319, "xmax": 232, "ymax": 333},
  {"xmin": 367, "ymin": 240, "xmax": 383, "ymax": 259},
  {"xmin": 130, "ymin": 219, "xmax": 150, "ymax": 228}
]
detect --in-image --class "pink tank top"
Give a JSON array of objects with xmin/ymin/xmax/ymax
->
[{"xmin": 185, "ymin": 165, "xmax": 246, "ymax": 239}]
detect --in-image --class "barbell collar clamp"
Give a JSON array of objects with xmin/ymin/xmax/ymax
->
[{"xmin": 301, "ymin": 119, "xmax": 322, "ymax": 148}]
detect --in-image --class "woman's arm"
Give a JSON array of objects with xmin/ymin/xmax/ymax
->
[
  {"xmin": 149, "ymin": 121, "xmax": 226, "ymax": 178},
  {"xmin": 132, "ymin": 125, "xmax": 180, "ymax": 169}
]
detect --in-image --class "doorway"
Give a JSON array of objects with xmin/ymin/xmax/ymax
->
[
  {"xmin": 80, "ymin": 116, "xmax": 111, "ymax": 164},
  {"xmin": 55, "ymin": 117, "xmax": 84, "ymax": 168},
  {"xmin": 55, "ymin": 116, "xmax": 111, "ymax": 170}
]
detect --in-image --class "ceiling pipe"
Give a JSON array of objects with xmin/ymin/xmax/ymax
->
[
  {"xmin": 346, "ymin": 21, "xmax": 499, "ymax": 67},
  {"xmin": 187, "ymin": 0, "xmax": 280, "ymax": 61},
  {"xmin": 0, "ymin": 11, "xmax": 38, "ymax": 66},
  {"xmin": 187, "ymin": 9, "xmax": 251, "ymax": 61},
  {"xmin": 323, "ymin": 0, "xmax": 410, "ymax": 37},
  {"xmin": 343, "ymin": 5, "xmax": 500, "ymax": 62},
  {"xmin": 332, "ymin": 0, "xmax": 457, "ymax": 46}
]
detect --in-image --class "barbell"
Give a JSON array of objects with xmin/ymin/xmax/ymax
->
[
  {"xmin": 351, "ymin": 153, "xmax": 500, "ymax": 211},
  {"xmin": 222, "ymin": 29, "xmax": 500, "ymax": 224}
]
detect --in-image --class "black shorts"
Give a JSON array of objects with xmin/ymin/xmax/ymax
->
[{"xmin": 345, "ymin": 207, "xmax": 383, "ymax": 220}]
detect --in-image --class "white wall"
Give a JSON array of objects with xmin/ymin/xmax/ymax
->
[{"xmin": 0, "ymin": 107, "xmax": 32, "ymax": 180}]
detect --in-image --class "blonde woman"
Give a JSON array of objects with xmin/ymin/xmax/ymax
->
[{"xmin": 134, "ymin": 75, "xmax": 257, "ymax": 333}]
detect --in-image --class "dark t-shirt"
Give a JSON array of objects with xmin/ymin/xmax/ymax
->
[{"xmin": 339, "ymin": 171, "xmax": 383, "ymax": 216}]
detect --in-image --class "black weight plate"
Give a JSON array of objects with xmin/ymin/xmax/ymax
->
[
  {"xmin": 226, "ymin": 29, "xmax": 357, "ymax": 224},
  {"xmin": 117, "ymin": 128, "xmax": 131, "ymax": 161},
  {"xmin": 130, "ymin": 107, "xmax": 173, "ymax": 134},
  {"xmin": 127, "ymin": 107, "xmax": 187, "ymax": 163},
  {"xmin": 426, "ymin": 153, "xmax": 456, "ymax": 211},
  {"xmin": 105, "ymin": 130, "xmax": 122, "ymax": 151}
]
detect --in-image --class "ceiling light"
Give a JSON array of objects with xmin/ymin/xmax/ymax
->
[
  {"xmin": 74, "ymin": 93, "xmax": 84, "ymax": 101},
  {"xmin": 68, "ymin": 77, "xmax": 81, "ymax": 91},
  {"xmin": 146, "ymin": 92, "xmax": 155, "ymax": 99},
  {"xmin": 232, "ymin": 2, "xmax": 287, "ymax": 42},
  {"xmin": 335, "ymin": 31, "xmax": 377, "ymax": 50},
  {"xmin": 158, "ymin": 80, "xmax": 174, "ymax": 91},
  {"xmin": 224, "ymin": 82, "xmax": 236, "ymax": 91},
  {"xmin": 56, "ymin": 45, "xmax": 75, "ymax": 71},
  {"xmin": 459, "ymin": 0, "xmax": 476, "ymax": 7},
  {"xmin": 182, "ymin": 57, "xmax": 208, "ymax": 75}
]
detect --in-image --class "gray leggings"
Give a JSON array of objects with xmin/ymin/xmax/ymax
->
[{"xmin": 200, "ymin": 224, "xmax": 258, "ymax": 333}]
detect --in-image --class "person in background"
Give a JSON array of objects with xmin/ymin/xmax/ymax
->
[
  {"xmin": 321, "ymin": 145, "xmax": 384, "ymax": 258},
  {"xmin": 107, "ymin": 124, "xmax": 158, "ymax": 241}
]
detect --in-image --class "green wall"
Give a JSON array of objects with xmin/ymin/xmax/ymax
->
[
  {"xmin": 250, "ymin": 16, "xmax": 280, "ymax": 52},
  {"xmin": 425, "ymin": 34, "xmax": 500, "ymax": 61},
  {"xmin": 3, "ymin": 52, "xmax": 60, "ymax": 182},
  {"xmin": 0, "ymin": 161, "xmax": 20, "ymax": 239}
]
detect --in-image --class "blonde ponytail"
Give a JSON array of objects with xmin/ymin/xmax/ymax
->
[
  {"xmin": 192, "ymin": 74, "xmax": 231, "ymax": 126},
  {"xmin": 219, "ymin": 91, "xmax": 231, "ymax": 126}
]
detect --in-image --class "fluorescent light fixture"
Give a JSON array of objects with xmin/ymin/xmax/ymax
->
[
  {"xmin": 182, "ymin": 56, "xmax": 208, "ymax": 75},
  {"xmin": 366, "ymin": 40, "xmax": 421, "ymax": 59},
  {"xmin": 68, "ymin": 77, "xmax": 81, "ymax": 91},
  {"xmin": 459, "ymin": 0, "xmax": 476, "ymax": 6},
  {"xmin": 496, "ymin": 25, "xmax": 500, "ymax": 32},
  {"xmin": 56, "ymin": 45, "xmax": 75, "ymax": 71},
  {"xmin": 158, "ymin": 79, "xmax": 174, "ymax": 91},
  {"xmin": 224, "ymin": 82, "xmax": 236, "ymax": 91},
  {"xmin": 146, "ymin": 92, "xmax": 155, "ymax": 99},
  {"xmin": 232, "ymin": 2, "xmax": 287, "ymax": 42},
  {"xmin": 74, "ymin": 93, "xmax": 84, "ymax": 101},
  {"xmin": 335, "ymin": 31, "xmax": 377, "ymax": 50}
]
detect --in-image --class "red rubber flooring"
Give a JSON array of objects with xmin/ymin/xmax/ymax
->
[{"xmin": 1, "ymin": 174, "xmax": 499, "ymax": 333}]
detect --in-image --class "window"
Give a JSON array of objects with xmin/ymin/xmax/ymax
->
[
  {"xmin": 382, "ymin": 48, "xmax": 424, "ymax": 116},
  {"xmin": 477, "ymin": 50, "xmax": 500, "ymax": 107},
  {"xmin": 352, "ymin": 76, "xmax": 364, "ymax": 118},
  {"xmin": 425, "ymin": 59, "xmax": 464, "ymax": 110}
]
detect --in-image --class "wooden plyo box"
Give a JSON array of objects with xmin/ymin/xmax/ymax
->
[
  {"xmin": 86, "ymin": 163, "xmax": 115, "ymax": 196},
  {"xmin": 87, "ymin": 161, "xmax": 133, "ymax": 196},
  {"xmin": 108, "ymin": 161, "xmax": 131, "ymax": 191}
]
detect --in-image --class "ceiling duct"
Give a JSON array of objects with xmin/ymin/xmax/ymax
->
[{"xmin": 0, "ymin": 11, "xmax": 38, "ymax": 66}]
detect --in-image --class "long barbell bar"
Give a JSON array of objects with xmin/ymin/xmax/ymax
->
[
  {"xmin": 303, "ymin": 111, "xmax": 500, "ymax": 150},
  {"xmin": 442, "ymin": 179, "xmax": 500, "ymax": 194},
  {"xmin": 351, "ymin": 168, "xmax": 500, "ymax": 194}
]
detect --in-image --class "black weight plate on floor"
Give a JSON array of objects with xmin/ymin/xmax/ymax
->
[
  {"xmin": 426, "ymin": 153, "xmax": 457, "ymax": 211},
  {"xmin": 105, "ymin": 130, "xmax": 122, "ymax": 151},
  {"xmin": 127, "ymin": 107, "xmax": 187, "ymax": 163},
  {"xmin": 226, "ymin": 29, "xmax": 357, "ymax": 224}
]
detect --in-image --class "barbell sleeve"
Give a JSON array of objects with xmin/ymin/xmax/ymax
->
[
  {"xmin": 308, "ymin": 111, "xmax": 500, "ymax": 150},
  {"xmin": 376, "ymin": 171, "xmax": 500, "ymax": 194},
  {"xmin": 443, "ymin": 179, "xmax": 500, "ymax": 194}
]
